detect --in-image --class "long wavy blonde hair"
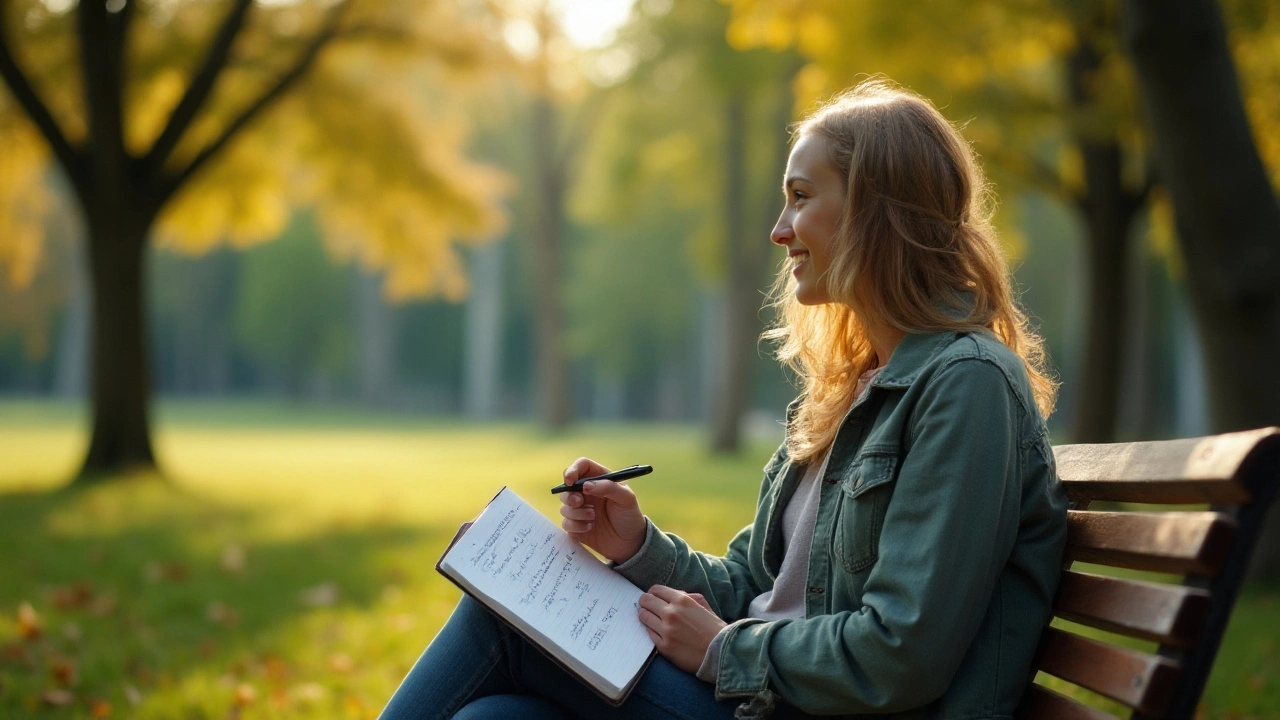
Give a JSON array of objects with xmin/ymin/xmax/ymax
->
[{"xmin": 766, "ymin": 79, "xmax": 1057, "ymax": 465}]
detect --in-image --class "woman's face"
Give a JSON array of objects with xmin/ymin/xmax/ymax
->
[{"xmin": 771, "ymin": 133, "xmax": 846, "ymax": 305}]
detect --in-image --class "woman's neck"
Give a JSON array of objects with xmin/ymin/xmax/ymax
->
[{"xmin": 867, "ymin": 323, "xmax": 905, "ymax": 369}]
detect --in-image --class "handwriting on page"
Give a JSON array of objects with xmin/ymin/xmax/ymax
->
[{"xmin": 449, "ymin": 488, "xmax": 653, "ymax": 687}]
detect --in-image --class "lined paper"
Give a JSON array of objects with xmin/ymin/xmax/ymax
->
[{"xmin": 440, "ymin": 487, "xmax": 654, "ymax": 695}]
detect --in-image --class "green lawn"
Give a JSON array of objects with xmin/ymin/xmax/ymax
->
[{"xmin": 0, "ymin": 400, "xmax": 1275, "ymax": 719}]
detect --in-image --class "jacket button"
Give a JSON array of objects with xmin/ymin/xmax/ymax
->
[
  {"xmin": 824, "ymin": 474, "xmax": 838, "ymax": 485},
  {"xmin": 808, "ymin": 586, "xmax": 824, "ymax": 594}
]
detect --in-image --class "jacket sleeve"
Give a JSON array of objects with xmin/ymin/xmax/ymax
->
[
  {"xmin": 612, "ymin": 445, "xmax": 787, "ymax": 622},
  {"xmin": 714, "ymin": 359, "xmax": 1026, "ymax": 714}
]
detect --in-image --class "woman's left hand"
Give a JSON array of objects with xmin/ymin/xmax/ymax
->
[{"xmin": 638, "ymin": 585, "xmax": 727, "ymax": 673}]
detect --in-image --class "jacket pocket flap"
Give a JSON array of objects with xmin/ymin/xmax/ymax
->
[{"xmin": 841, "ymin": 452, "xmax": 898, "ymax": 498}]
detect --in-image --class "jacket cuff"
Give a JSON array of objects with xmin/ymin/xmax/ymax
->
[
  {"xmin": 612, "ymin": 518, "xmax": 679, "ymax": 591},
  {"xmin": 714, "ymin": 619, "xmax": 773, "ymax": 698},
  {"xmin": 697, "ymin": 619, "xmax": 748, "ymax": 683}
]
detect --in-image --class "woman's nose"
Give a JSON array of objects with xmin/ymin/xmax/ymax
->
[{"xmin": 770, "ymin": 215, "xmax": 792, "ymax": 246}]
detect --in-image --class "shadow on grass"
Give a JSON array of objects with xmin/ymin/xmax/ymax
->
[{"xmin": 0, "ymin": 478, "xmax": 455, "ymax": 718}]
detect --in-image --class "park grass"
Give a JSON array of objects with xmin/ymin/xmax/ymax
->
[{"xmin": 0, "ymin": 400, "xmax": 1276, "ymax": 719}]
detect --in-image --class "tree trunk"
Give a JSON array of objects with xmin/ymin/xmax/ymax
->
[
  {"xmin": 463, "ymin": 240, "xmax": 504, "ymax": 419},
  {"xmin": 1066, "ymin": 34, "xmax": 1149, "ymax": 443},
  {"xmin": 709, "ymin": 69, "xmax": 796, "ymax": 452},
  {"xmin": 709, "ymin": 91, "xmax": 753, "ymax": 452},
  {"xmin": 1122, "ymin": 0, "xmax": 1280, "ymax": 578},
  {"xmin": 529, "ymin": 95, "xmax": 572, "ymax": 430},
  {"xmin": 78, "ymin": 211, "xmax": 156, "ymax": 478}
]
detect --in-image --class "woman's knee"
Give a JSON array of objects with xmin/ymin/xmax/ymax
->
[{"xmin": 451, "ymin": 694, "xmax": 572, "ymax": 720}]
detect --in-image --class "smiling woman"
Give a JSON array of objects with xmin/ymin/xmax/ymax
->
[{"xmin": 378, "ymin": 78, "xmax": 1068, "ymax": 720}]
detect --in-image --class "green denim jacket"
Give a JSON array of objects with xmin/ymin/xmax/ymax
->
[{"xmin": 615, "ymin": 329, "xmax": 1068, "ymax": 719}]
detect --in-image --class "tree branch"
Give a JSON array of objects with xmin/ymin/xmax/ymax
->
[
  {"xmin": 0, "ymin": 9, "xmax": 84, "ymax": 189},
  {"xmin": 143, "ymin": 0, "xmax": 254, "ymax": 176},
  {"xmin": 161, "ymin": 1, "xmax": 349, "ymax": 201}
]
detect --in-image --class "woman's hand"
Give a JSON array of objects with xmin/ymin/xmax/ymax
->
[
  {"xmin": 638, "ymin": 586, "xmax": 727, "ymax": 674},
  {"xmin": 558, "ymin": 457, "xmax": 647, "ymax": 564}
]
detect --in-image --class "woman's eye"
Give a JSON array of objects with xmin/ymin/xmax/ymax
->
[{"xmin": 792, "ymin": 190, "xmax": 808, "ymax": 202}]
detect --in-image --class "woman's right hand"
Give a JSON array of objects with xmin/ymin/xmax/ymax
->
[{"xmin": 558, "ymin": 457, "xmax": 648, "ymax": 564}]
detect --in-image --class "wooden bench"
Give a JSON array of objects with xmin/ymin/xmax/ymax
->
[{"xmin": 1017, "ymin": 427, "xmax": 1280, "ymax": 719}]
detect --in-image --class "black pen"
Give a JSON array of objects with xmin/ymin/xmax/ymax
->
[{"xmin": 550, "ymin": 464, "xmax": 653, "ymax": 494}]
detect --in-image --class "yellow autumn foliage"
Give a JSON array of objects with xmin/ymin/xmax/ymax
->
[{"xmin": 0, "ymin": 0, "xmax": 508, "ymax": 302}]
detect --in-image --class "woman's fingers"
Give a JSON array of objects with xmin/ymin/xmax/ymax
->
[
  {"xmin": 564, "ymin": 457, "xmax": 610, "ymax": 484},
  {"xmin": 558, "ymin": 503, "xmax": 595, "ymax": 521},
  {"xmin": 581, "ymin": 479, "xmax": 638, "ymax": 508}
]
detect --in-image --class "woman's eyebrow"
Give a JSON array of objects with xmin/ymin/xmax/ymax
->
[{"xmin": 784, "ymin": 175, "xmax": 813, "ymax": 191}]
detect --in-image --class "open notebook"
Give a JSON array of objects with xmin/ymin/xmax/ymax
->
[{"xmin": 436, "ymin": 487, "xmax": 657, "ymax": 705}]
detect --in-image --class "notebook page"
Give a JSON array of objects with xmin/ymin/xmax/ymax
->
[{"xmin": 440, "ymin": 487, "xmax": 654, "ymax": 692}]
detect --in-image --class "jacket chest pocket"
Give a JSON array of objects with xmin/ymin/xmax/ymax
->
[{"xmin": 833, "ymin": 452, "xmax": 899, "ymax": 574}]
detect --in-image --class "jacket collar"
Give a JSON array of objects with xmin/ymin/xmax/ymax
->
[{"xmin": 870, "ymin": 329, "xmax": 961, "ymax": 388}]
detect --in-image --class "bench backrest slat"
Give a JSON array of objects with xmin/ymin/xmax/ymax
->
[
  {"xmin": 1016, "ymin": 427, "xmax": 1280, "ymax": 720},
  {"xmin": 1053, "ymin": 571, "xmax": 1212, "ymax": 648},
  {"xmin": 1020, "ymin": 684, "xmax": 1119, "ymax": 720},
  {"xmin": 1035, "ymin": 627, "xmax": 1180, "ymax": 716},
  {"xmin": 1064, "ymin": 510, "xmax": 1238, "ymax": 576}
]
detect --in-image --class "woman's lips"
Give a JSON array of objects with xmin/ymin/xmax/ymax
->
[{"xmin": 791, "ymin": 251, "xmax": 809, "ymax": 272}]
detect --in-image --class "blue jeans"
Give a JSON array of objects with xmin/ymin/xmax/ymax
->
[{"xmin": 378, "ymin": 595, "xmax": 741, "ymax": 720}]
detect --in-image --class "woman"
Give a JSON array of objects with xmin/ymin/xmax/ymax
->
[{"xmin": 380, "ymin": 78, "xmax": 1068, "ymax": 720}]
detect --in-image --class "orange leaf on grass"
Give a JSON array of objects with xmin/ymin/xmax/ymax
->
[
  {"xmin": 52, "ymin": 583, "xmax": 95, "ymax": 611},
  {"xmin": 91, "ymin": 699, "xmax": 112, "ymax": 717},
  {"xmin": 17, "ymin": 602, "xmax": 42, "ymax": 640},
  {"xmin": 50, "ymin": 657, "xmax": 77, "ymax": 686}
]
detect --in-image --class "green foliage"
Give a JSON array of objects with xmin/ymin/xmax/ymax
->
[{"xmin": 233, "ymin": 215, "xmax": 354, "ymax": 392}]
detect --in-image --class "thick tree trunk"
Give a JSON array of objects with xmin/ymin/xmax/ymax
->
[
  {"xmin": 1067, "ymin": 36, "xmax": 1149, "ymax": 444},
  {"xmin": 79, "ymin": 210, "xmax": 156, "ymax": 478},
  {"xmin": 1071, "ymin": 141, "xmax": 1146, "ymax": 442},
  {"xmin": 1122, "ymin": 0, "xmax": 1280, "ymax": 578},
  {"xmin": 529, "ymin": 95, "xmax": 572, "ymax": 430}
]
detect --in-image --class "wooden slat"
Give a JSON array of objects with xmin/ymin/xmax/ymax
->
[
  {"xmin": 1053, "ymin": 571, "xmax": 1212, "ymax": 648},
  {"xmin": 1054, "ymin": 428, "xmax": 1279, "ymax": 504},
  {"xmin": 1034, "ymin": 627, "xmax": 1181, "ymax": 717},
  {"xmin": 1017, "ymin": 683, "xmax": 1119, "ymax": 720},
  {"xmin": 1065, "ymin": 510, "xmax": 1238, "ymax": 576}
]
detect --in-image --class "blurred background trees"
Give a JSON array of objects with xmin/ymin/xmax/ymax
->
[
  {"xmin": 1, "ymin": 0, "xmax": 1279, "ymax": 570},
  {"xmin": 0, "ymin": 0, "xmax": 507, "ymax": 477}
]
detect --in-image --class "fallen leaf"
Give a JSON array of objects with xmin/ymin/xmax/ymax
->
[
  {"xmin": 263, "ymin": 655, "xmax": 289, "ymax": 683},
  {"xmin": 88, "ymin": 591, "xmax": 118, "ymax": 617},
  {"xmin": 292, "ymin": 682, "xmax": 327, "ymax": 705},
  {"xmin": 91, "ymin": 699, "xmax": 111, "ymax": 718},
  {"xmin": 144, "ymin": 561, "xmax": 189, "ymax": 584},
  {"xmin": 206, "ymin": 601, "xmax": 239, "ymax": 628},
  {"xmin": 328, "ymin": 652, "xmax": 354, "ymax": 674},
  {"xmin": 52, "ymin": 583, "xmax": 94, "ymax": 611},
  {"xmin": 233, "ymin": 682, "xmax": 257, "ymax": 707},
  {"xmin": 221, "ymin": 545, "xmax": 247, "ymax": 573},
  {"xmin": 42, "ymin": 688, "xmax": 74, "ymax": 707},
  {"xmin": 124, "ymin": 684, "xmax": 143, "ymax": 705},
  {"xmin": 50, "ymin": 657, "xmax": 77, "ymax": 686},
  {"xmin": 2, "ymin": 643, "xmax": 28, "ymax": 663},
  {"xmin": 300, "ymin": 582, "xmax": 339, "ymax": 608},
  {"xmin": 17, "ymin": 602, "xmax": 42, "ymax": 640}
]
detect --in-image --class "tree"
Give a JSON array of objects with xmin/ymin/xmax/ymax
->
[
  {"xmin": 1120, "ymin": 0, "xmax": 1280, "ymax": 577},
  {"xmin": 572, "ymin": 0, "xmax": 801, "ymax": 448},
  {"xmin": 0, "ymin": 0, "xmax": 506, "ymax": 479},
  {"xmin": 724, "ymin": 0, "xmax": 1159, "ymax": 442}
]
